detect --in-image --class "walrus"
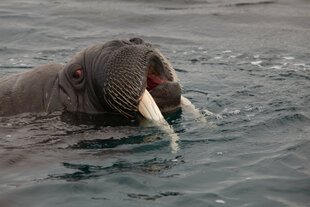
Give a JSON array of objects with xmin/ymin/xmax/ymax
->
[{"xmin": 0, "ymin": 38, "xmax": 182, "ymax": 121}]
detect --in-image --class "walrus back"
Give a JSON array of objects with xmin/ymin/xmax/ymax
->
[{"xmin": 0, "ymin": 63, "xmax": 64, "ymax": 117}]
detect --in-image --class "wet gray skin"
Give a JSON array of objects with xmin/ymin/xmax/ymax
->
[{"xmin": 0, "ymin": 38, "xmax": 181, "ymax": 118}]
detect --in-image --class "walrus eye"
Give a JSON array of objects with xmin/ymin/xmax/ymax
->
[{"xmin": 73, "ymin": 69, "xmax": 82, "ymax": 79}]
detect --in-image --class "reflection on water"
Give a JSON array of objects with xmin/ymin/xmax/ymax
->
[{"xmin": 50, "ymin": 155, "xmax": 184, "ymax": 182}]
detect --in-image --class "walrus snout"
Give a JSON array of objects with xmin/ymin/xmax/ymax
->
[
  {"xmin": 91, "ymin": 40, "xmax": 181, "ymax": 119},
  {"xmin": 149, "ymin": 81, "xmax": 181, "ymax": 113}
]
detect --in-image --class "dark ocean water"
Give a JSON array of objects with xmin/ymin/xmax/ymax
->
[{"xmin": 0, "ymin": 0, "xmax": 310, "ymax": 206}]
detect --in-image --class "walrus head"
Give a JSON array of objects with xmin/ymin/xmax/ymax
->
[{"xmin": 58, "ymin": 38, "xmax": 181, "ymax": 120}]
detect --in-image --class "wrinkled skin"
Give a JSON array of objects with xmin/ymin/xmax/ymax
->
[{"xmin": 0, "ymin": 38, "xmax": 181, "ymax": 118}]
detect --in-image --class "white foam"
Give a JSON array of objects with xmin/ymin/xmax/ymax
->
[
  {"xmin": 270, "ymin": 65, "xmax": 282, "ymax": 70},
  {"xmin": 216, "ymin": 114, "xmax": 223, "ymax": 120},
  {"xmin": 214, "ymin": 56, "xmax": 222, "ymax": 60},
  {"xmin": 230, "ymin": 109, "xmax": 240, "ymax": 115},
  {"xmin": 251, "ymin": 60, "xmax": 262, "ymax": 66},
  {"xmin": 215, "ymin": 200, "xmax": 226, "ymax": 204},
  {"xmin": 294, "ymin": 63, "xmax": 306, "ymax": 67},
  {"xmin": 203, "ymin": 109, "xmax": 214, "ymax": 116},
  {"xmin": 283, "ymin": 56, "xmax": 295, "ymax": 60}
]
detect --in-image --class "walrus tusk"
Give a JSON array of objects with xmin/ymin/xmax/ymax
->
[
  {"xmin": 138, "ymin": 89, "xmax": 164, "ymax": 121},
  {"xmin": 138, "ymin": 89, "xmax": 180, "ymax": 153},
  {"xmin": 180, "ymin": 96, "xmax": 211, "ymax": 123}
]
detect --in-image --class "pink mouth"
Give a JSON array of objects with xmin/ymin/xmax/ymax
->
[{"xmin": 146, "ymin": 72, "xmax": 167, "ymax": 91}]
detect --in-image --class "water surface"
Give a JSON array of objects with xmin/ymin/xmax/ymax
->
[{"xmin": 0, "ymin": 0, "xmax": 310, "ymax": 206}]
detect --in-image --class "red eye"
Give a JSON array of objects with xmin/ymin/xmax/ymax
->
[{"xmin": 73, "ymin": 69, "xmax": 82, "ymax": 79}]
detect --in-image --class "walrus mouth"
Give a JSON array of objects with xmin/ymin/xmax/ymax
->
[
  {"xmin": 137, "ymin": 57, "xmax": 172, "ymax": 122},
  {"xmin": 146, "ymin": 63, "xmax": 168, "ymax": 92}
]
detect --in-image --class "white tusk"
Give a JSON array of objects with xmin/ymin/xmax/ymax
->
[
  {"xmin": 181, "ymin": 96, "xmax": 213, "ymax": 123},
  {"xmin": 138, "ymin": 89, "xmax": 180, "ymax": 153},
  {"xmin": 138, "ymin": 89, "xmax": 164, "ymax": 122}
]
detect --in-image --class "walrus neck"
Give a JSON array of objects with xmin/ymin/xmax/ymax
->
[{"xmin": 45, "ymin": 75, "xmax": 63, "ymax": 113}]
